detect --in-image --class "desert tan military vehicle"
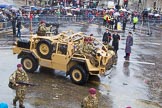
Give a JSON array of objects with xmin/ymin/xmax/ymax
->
[{"xmin": 13, "ymin": 31, "xmax": 115, "ymax": 85}]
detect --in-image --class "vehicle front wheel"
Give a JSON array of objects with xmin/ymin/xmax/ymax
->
[
  {"xmin": 69, "ymin": 65, "xmax": 89, "ymax": 85},
  {"xmin": 21, "ymin": 55, "xmax": 38, "ymax": 73}
]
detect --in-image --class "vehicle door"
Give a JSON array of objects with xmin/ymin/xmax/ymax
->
[{"xmin": 52, "ymin": 43, "xmax": 70, "ymax": 71}]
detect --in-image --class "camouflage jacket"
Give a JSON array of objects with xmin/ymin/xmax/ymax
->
[
  {"xmin": 81, "ymin": 95, "xmax": 98, "ymax": 108},
  {"xmin": 38, "ymin": 24, "xmax": 47, "ymax": 32},
  {"xmin": 9, "ymin": 70, "xmax": 29, "ymax": 86}
]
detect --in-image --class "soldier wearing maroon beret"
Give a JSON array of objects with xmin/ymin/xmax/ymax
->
[
  {"xmin": 9, "ymin": 64, "xmax": 29, "ymax": 108},
  {"xmin": 37, "ymin": 20, "xmax": 47, "ymax": 36},
  {"xmin": 84, "ymin": 34, "xmax": 94, "ymax": 43},
  {"xmin": 81, "ymin": 88, "xmax": 98, "ymax": 108}
]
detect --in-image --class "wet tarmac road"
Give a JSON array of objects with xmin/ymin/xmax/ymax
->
[{"xmin": 0, "ymin": 23, "xmax": 162, "ymax": 108}]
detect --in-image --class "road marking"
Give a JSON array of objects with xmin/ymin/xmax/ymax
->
[
  {"xmin": 122, "ymin": 42, "xmax": 161, "ymax": 46},
  {"xmin": 0, "ymin": 47, "xmax": 12, "ymax": 50},
  {"xmin": 118, "ymin": 60, "xmax": 155, "ymax": 65},
  {"xmin": 134, "ymin": 42, "xmax": 161, "ymax": 46},
  {"xmin": 147, "ymin": 42, "xmax": 161, "ymax": 45}
]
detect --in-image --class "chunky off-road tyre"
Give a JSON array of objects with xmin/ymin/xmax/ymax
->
[
  {"xmin": 36, "ymin": 40, "xmax": 53, "ymax": 59},
  {"xmin": 21, "ymin": 55, "xmax": 38, "ymax": 73},
  {"xmin": 69, "ymin": 65, "xmax": 89, "ymax": 85}
]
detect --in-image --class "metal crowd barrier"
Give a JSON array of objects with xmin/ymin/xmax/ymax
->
[
  {"xmin": 0, "ymin": 21, "xmax": 12, "ymax": 31},
  {"xmin": 138, "ymin": 19, "xmax": 162, "ymax": 24},
  {"xmin": 19, "ymin": 15, "xmax": 162, "ymax": 28},
  {"xmin": 21, "ymin": 15, "xmax": 104, "ymax": 25},
  {"xmin": 23, "ymin": 15, "xmax": 162, "ymax": 23}
]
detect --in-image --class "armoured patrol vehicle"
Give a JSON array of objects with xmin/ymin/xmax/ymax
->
[{"xmin": 13, "ymin": 31, "xmax": 115, "ymax": 85}]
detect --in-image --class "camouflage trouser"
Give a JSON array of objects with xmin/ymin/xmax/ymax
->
[{"xmin": 13, "ymin": 86, "xmax": 26, "ymax": 105}]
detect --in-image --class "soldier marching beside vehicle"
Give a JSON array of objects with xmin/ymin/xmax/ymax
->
[
  {"xmin": 9, "ymin": 64, "xmax": 29, "ymax": 108},
  {"xmin": 81, "ymin": 88, "xmax": 99, "ymax": 108}
]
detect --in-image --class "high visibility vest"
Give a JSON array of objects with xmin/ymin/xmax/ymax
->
[
  {"xmin": 107, "ymin": 15, "xmax": 111, "ymax": 21},
  {"xmin": 104, "ymin": 15, "xmax": 108, "ymax": 20},
  {"xmin": 117, "ymin": 22, "xmax": 122, "ymax": 30},
  {"xmin": 133, "ymin": 17, "xmax": 138, "ymax": 23}
]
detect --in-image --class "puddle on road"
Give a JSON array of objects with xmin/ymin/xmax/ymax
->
[
  {"xmin": 90, "ymin": 57, "xmax": 162, "ymax": 108},
  {"xmin": 136, "ymin": 99, "xmax": 162, "ymax": 108},
  {"xmin": 28, "ymin": 97, "xmax": 47, "ymax": 107}
]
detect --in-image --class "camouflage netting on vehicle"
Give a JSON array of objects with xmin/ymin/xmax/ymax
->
[{"xmin": 55, "ymin": 31, "xmax": 114, "ymax": 67}]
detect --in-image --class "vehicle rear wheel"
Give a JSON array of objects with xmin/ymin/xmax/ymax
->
[
  {"xmin": 21, "ymin": 55, "xmax": 38, "ymax": 73},
  {"xmin": 36, "ymin": 40, "xmax": 53, "ymax": 59},
  {"xmin": 69, "ymin": 65, "xmax": 89, "ymax": 85}
]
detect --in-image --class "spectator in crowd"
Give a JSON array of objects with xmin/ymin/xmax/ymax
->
[
  {"xmin": 110, "ymin": 17, "xmax": 114, "ymax": 30},
  {"xmin": 16, "ymin": 17, "xmax": 22, "ymax": 38},
  {"xmin": 103, "ymin": 14, "xmax": 108, "ymax": 27},
  {"xmin": 132, "ymin": 16, "xmax": 138, "ymax": 31},
  {"xmin": 114, "ymin": 17, "xmax": 118, "ymax": 30},
  {"xmin": 123, "ymin": 16, "xmax": 127, "ymax": 31},
  {"xmin": 124, "ymin": 0, "xmax": 128, "ymax": 8},
  {"xmin": 11, "ymin": 12, "xmax": 17, "ymax": 37},
  {"xmin": 127, "ymin": 14, "xmax": 132, "ymax": 24}
]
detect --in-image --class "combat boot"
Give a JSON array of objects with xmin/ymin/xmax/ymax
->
[{"xmin": 19, "ymin": 104, "xmax": 25, "ymax": 108}]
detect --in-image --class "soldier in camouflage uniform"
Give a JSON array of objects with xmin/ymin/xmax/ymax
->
[
  {"xmin": 81, "ymin": 88, "xmax": 99, "ymax": 108},
  {"xmin": 83, "ymin": 34, "xmax": 95, "ymax": 54},
  {"xmin": 9, "ymin": 64, "xmax": 29, "ymax": 108},
  {"xmin": 37, "ymin": 20, "xmax": 47, "ymax": 36}
]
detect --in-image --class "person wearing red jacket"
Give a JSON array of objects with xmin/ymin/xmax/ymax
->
[{"xmin": 124, "ymin": 0, "xmax": 128, "ymax": 8}]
